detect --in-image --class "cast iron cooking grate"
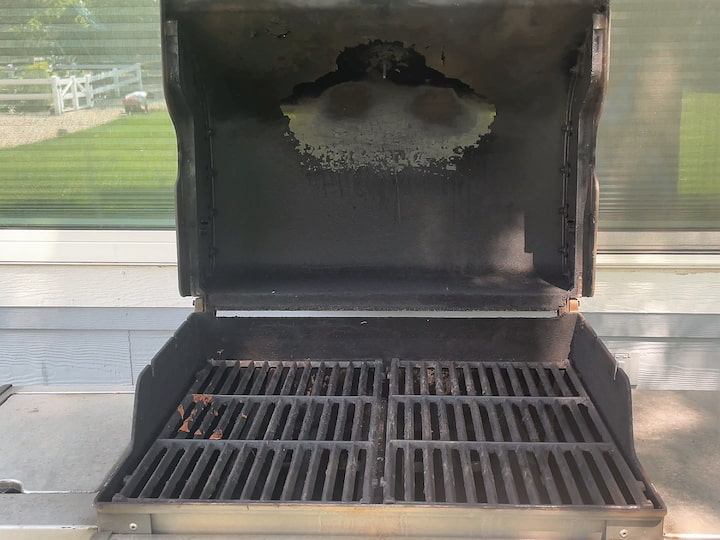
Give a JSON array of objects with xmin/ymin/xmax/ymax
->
[
  {"xmin": 113, "ymin": 360, "xmax": 385, "ymax": 503},
  {"xmin": 384, "ymin": 360, "xmax": 652, "ymax": 506},
  {"xmin": 114, "ymin": 358, "xmax": 653, "ymax": 508}
]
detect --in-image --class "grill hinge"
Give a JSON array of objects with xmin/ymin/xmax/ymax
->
[
  {"xmin": 558, "ymin": 298, "xmax": 580, "ymax": 316},
  {"xmin": 193, "ymin": 296, "xmax": 215, "ymax": 314}
]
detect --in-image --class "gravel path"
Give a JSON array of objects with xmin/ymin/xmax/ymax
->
[{"xmin": 0, "ymin": 104, "xmax": 166, "ymax": 149}]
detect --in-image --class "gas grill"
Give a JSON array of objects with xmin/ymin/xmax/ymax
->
[{"xmin": 96, "ymin": 0, "xmax": 666, "ymax": 537}]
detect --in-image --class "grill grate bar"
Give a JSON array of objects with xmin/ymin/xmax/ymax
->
[
  {"xmin": 239, "ymin": 444, "xmax": 270, "ymax": 499},
  {"xmin": 158, "ymin": 445, "xmax": 197, "ymax": 498},
  {"xmin": 341, "ymin": 446, "xmax": 358, "ymax": 502},
  {"xmin": 567, "ymin": 448, "xmax": 606, "ymax": 505},
  {"xmin": 202, "ymin": 365, "xmax": 226, "ymax": 394},
  {"xmin": 297, "ymin": 400, "xmax": 320, "ymax": 441},
  {"xmin": 506, "ymin": 365, "xmax": 525, "ymax": 396},
  {"xmin": 218, "ymin": 445, "xmax": 252, "ymax": 499},
  {"xmin": 216, "ymin": 361, "xmax": 241, "ymax": 395},
  {"xmin": 278, "ymin": 362, "xmax": 298, "ymax": 396},
  {"xmin": 138, "ymin": 446, "xmax": 177, "ymax": 499},
  {"xmin": 260, "ymin": 447, "xmax": 286, "ymax": 501},
  {"xmin": 564, "ymin": 366, "xmax": 589, "ymax": 397},
  {"xmin": 321, "ymin": 446, "xmax": 341, "ymax": 500},
  {"xmin": 117, "ymin": 443, "xmax": 165, "ymax": 499},
  {"xmin": 601, "ymin": 446, "xmax": 652, "ymax": 507},
  {"xmin": 315, "ymin": 391, "xmax": 335, "ymax": 441},
  {"xmin": 551, "ymin": 447, "xmax": 584, "ymax": 504},
  {"xmin": 477, "ymin": 448, "xmax": 498, "ymax": 504},
  {"xmin": 477, "ymin": 364, "xmax": 493, "ymax": 396},
  {"xmin": 458, "ymin": 447, "xmax": 477, "ymax": 503},
  {"xmin": 497, "ymin": 448, "xmax": 520, "ymax": 504},
  {"xmin": 262, "ymin": 400, "xmax": 287, "ymax": 441},
  {"xmin": 267, "ymin": 363, "xmax": 288, "ymax": 394},
  {"xmin": 502, "ymin": 402, "xmax": 522, "ymax": 441},
  {"xmin": 520, "ymin": 364, "xmax": 541, "ymax": 396},
  {"xmin": 249, "ymin": 362, "xmax": 271, "ymax": 394},
  {"xmin": 491, "ymin": 364, "xmax": 508, "ymax": 396},
  {"xmin": 534, "ymin": 366, "xmax": 556, "ymax": 397},
  {"xmin": 462, "ymin": 363, "xmax": 477, "ymax": 396},
  {"xmin": 422, "ymin": 446, "xmax": 435, "ymax": 502},
  {"xmin": 234, "ymin": 361, "xmax": 258, "ymax": 395},
  {"xmin": 301, "ymin": 443, "xmax": 325, "ymax": 501},
  {"xmin": 516, "ymin": 449, "xmax": 541, "ymax": 504},
  {"xmin": 588, "ymin": 446, "xmax": 626, "ymax": 505},
  {"xmin": 403, "ymin": 446, "xmax": 414, "ymax": 502},
  {"xmin": 199, "ymin": 445, "xmax": 235, "ymax": 499},
  {"xmin": 279, "ymin": 445, "xmax": 305, "ymax": 501},
  {"xmin": 310, "ymin": 363, "xmax": 326, "ymax": 396},
  {"xmin": 295, "ymin": 362, "xmax": 314, "ymax": 396},
  {"xmin": 550, "ymin": 366, "xmax": 573, "ymax": 397},
  {"xmin": 178, "ymin": 442, "xmax": 215, "ymax": 499},
  {"xmin": 440, "ymin": 446, "xmax": 455, "ymax": 502},
  {"xmin": 387, "ymin": 441, "xmax": 617, "ymax": 450}
]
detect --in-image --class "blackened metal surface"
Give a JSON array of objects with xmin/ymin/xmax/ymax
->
[
  {"xmin": 112, "ymin": 360, "xmax": 385, "ymax": 503},
  {"xmin": 162, "ymin": 0, "xmax": 609, "ymax": 310},
  {"xmin": 384, "ymin": 359, "xmax": 654, "ymax": 507},
  {"xmin": 97, "ymin": 314, "xmax": 582, "ymax": 503},
  {"xmin": 108, "ymin": 351, "xmax": 657, "ymax": 510}
]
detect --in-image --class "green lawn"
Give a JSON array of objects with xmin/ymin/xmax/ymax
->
[
  {"xmin": 679, "ymin": 93, "xmax": 720, "ymax": 196},
  {"xmin": 0, "ymin": 111, "xmax": 177, "ymax": 228}
]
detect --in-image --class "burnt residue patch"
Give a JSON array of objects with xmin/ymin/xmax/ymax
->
[{"xmin": 281, "ymin": 40, "xmax": 495, "ymax": 172}]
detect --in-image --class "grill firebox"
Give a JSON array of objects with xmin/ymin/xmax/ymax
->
[
  {"xmin": 97, "ymin": 317, "xmax": 664, "ymax": 537},
  {"xmin": 112, "ymin": 358, "xmax": 654, "ymax": 510}
]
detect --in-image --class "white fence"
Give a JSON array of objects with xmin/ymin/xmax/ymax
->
[{"xmin": 0, "ymin": 64, "xmax": 142, "ymax": 114}]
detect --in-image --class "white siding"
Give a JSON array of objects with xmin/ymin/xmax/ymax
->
[{"xmin": 1, "ymin": 264, "xmax": 719, "ymax": 390}]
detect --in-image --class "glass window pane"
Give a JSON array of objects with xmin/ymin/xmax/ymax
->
[
  {"xmin": 0, "ymin": 0, "xmax": 175, "ymax": 228},
  {"xmin": 1, "ymin": 0, "xmax": 719, "ymax": 231},
  {"xmin": 597, "ymin": 0, "xmax": 720, "ymax": 230}
]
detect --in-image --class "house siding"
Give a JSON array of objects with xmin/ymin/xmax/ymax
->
[{"xmin": 1, "ymin": 265, "xmax": 719, "ymax": 390}]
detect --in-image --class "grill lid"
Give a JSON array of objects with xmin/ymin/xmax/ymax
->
[{"xmin": 163, "ymin": 0, "xmax": 609, "ymax": 311}]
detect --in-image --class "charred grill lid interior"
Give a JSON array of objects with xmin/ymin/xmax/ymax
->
[{"xmin": 163, "ymin": 0, "xmax": 608, "ymax": 311}]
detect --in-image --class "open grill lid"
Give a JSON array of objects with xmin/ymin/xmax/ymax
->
[{"xmin": 163, "ymin": 0, "xmax": 609, "ymax": 312}]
